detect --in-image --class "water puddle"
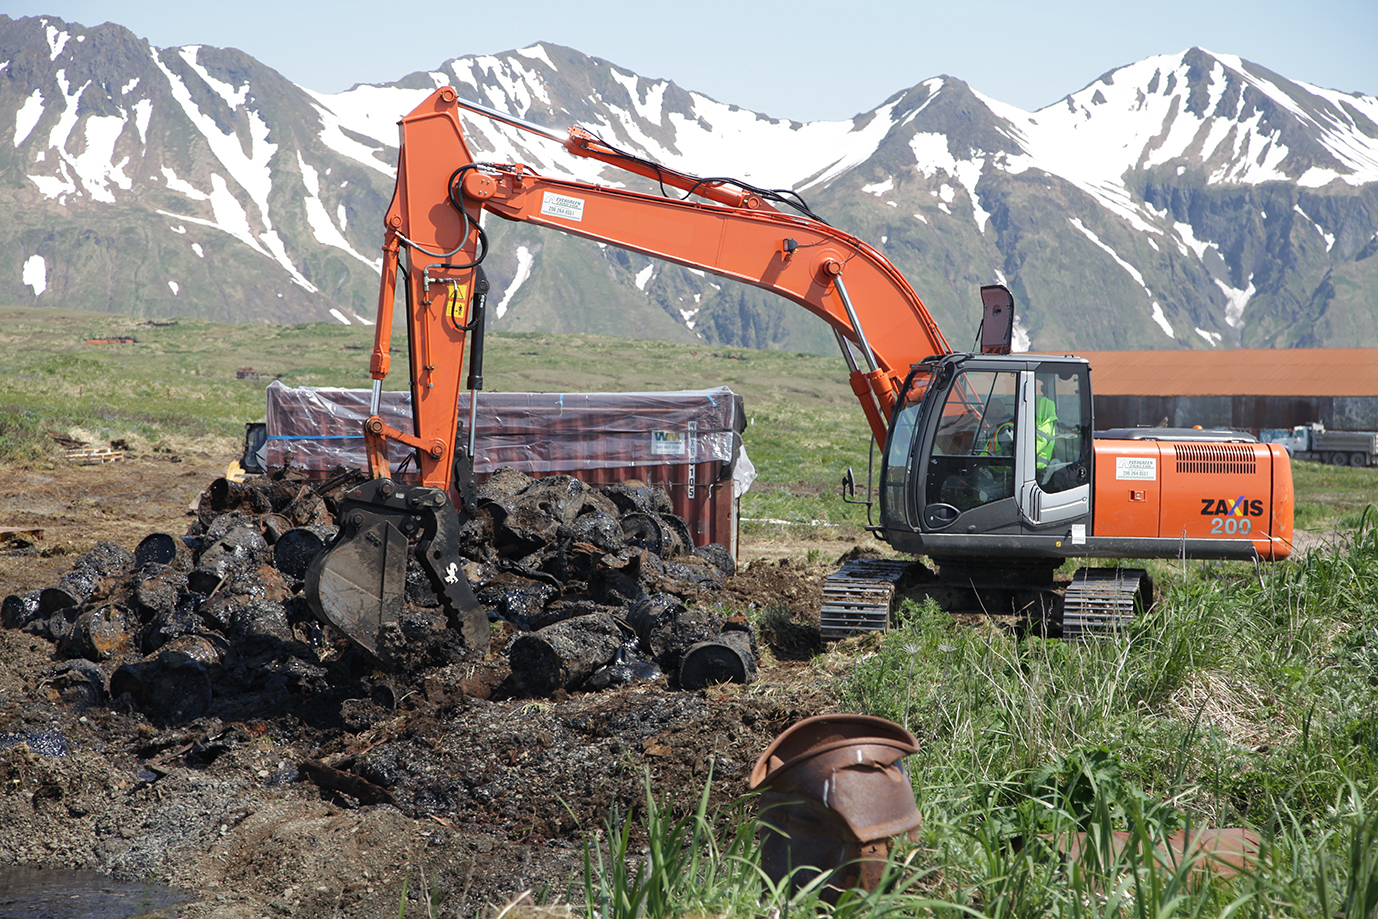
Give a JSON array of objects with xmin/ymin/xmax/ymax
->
[{"xmin": 0, "ymin": 868, "xmax": 190, "ymax": 918}]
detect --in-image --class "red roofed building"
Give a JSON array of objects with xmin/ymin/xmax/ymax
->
[{"xmin": 1053, "ymin": 349, "xmax": 1378, "ymax": 433}]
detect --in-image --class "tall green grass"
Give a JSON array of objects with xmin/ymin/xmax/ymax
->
[
  {"xmin": 0, "ymin": 406, "xmax": 58, "ymax": 463},
  {"xmin": 574, "ymin": 522, "xmax": 1378, "ymax": 917},
  {"xmin": 826, "ymin": 518, "xmax": 1378, "ymax": 916},
  {"xmin": 576, "ymin": 761, "xmax": 1378, "ymax": 918}
]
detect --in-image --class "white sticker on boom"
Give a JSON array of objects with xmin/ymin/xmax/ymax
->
[
  {"xmin": 1115, "ymin": 456, "xmax": 1157, "ymax": 480},
  {"xmin": 541, "ymin": 191, "xmax": 585, "ymax": 222}
]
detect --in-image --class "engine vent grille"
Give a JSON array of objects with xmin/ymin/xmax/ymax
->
[{"xmin": 1175, "ymin": 443, "xmax": 1257, "ymax": 475}]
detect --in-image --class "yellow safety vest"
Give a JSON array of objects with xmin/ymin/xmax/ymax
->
[{"xmin": 1035, "ymin": 396, "xmax": 1056, "ymax": 469}]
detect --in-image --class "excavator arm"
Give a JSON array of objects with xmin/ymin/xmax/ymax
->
[
  {"xmin": 371, "ymin": 87, "xmax": 951, "ymax": 492},
  {"xmin": 309, "ymin": 86, "xmax": 952, "ymax": 658}
]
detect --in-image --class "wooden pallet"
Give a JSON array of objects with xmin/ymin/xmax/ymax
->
[{"xmin": 63, "ymin": 448, "xmax": 124, "ymax": 465}]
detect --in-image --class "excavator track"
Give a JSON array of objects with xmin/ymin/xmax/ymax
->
[
  {"xmin": 1060, "ymin": 567, "xmax": 1153, "ymax": 639},
  {"xmin": 820, "ymin": 559, "xmax": 914, "ymax": 639},
  {"xmin": 820, "ymin": 559, "xmax": 1153, "ymax": 641}
]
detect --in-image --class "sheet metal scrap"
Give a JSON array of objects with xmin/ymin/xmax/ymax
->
[
  {"xmin": 0, "ymin": 526, "xmax": 45, "ymax": 544},
  {"xmin": 749, "ymin": 714, "xmax": 921, "ymax": 900},
  {"xmin": 1057, "ymin": 826, "xmax": 1262, "ymax": 879}
]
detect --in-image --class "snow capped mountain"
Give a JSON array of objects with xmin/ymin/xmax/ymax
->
[{"xmin": 3, "ymin": 13, "xmax": 1376, "ymax": 351}]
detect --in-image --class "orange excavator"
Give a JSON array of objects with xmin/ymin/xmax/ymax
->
[{"xmin": 306, "ymin": 87, "xmax": 1293, "ymax": 651}]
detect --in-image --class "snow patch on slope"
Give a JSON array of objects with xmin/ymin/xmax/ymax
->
[
  {"xmin": 1216, "ymin": 275, "xmax": 1256, "ymax": 328},
  {"xmin": 496, "ymin": 245, "xmax": 534, "ymax": 319},
  {"xmin": 22, "ymin": 254, "xmax": 46, "ymax": 296},
  {"xmin": 634, "ymin": 263, "xmax": 655, "ymax": 291},
  {"xmin": 304, "ymin": 84, "xmax": 434, "ymax": 176},
  {"xmin": 154, "ymin": 47, "xmax": 318, "ymax": 291},
  {"xmin": 1174, "ymin": 221, "xmax": 1216, "ymax": 259},
  {"xmin": 908, "ymin": 133, "xmax": 989, "ymax": 231},
  {"xmin": 1070, "ymin": 218, "xmax": 1174, "ymax": 339},
  {"xmin": 161, "ymin": 167, "xmax": 209, "ymax": 200},
  {"xmin": 1195, "ymin": 327, "xmax": 1222, "ymax": 346},
  {"xmin": 133, "ymin": 98, "xmax": 152, "ymax": 144},
  {"xmin": 22, "ymin": 70, "xmax": 133, "ymax": 203},
  {"xmin": 297, "ymin": 152, "xmax": 380, "ymax": 271},
  {"xmin": 662, "ymin": 95, "xmax": 896, "ymax": 191},
  {"xmin": 44, "ymin": 23, "xmax": 70, "ymax": 61},
  {"xmin": 515, "ymin": 44, "xmax": 556, "ymax": 70},
  {"xmin": 1293, "ymin": 204, "xmax": 1335, "ymax": 251},
  {"xmin": 71, "ymin": 115, "xmax": 132, "ymax": 202},
  {"xmin": 14, "ymin": 90, "xmax": 44, "ymax": 146},
  {"xmin": 1011, "ymin": 316, "xmax": 1031, "ymax": 352},
  {"xmin": 45, "ymin": 70, "xmax": 84, "ymax": 154},
  {"xmin": 608, "ymin": 68, "xmax": 668, "ymax": 125},
  {"xmin": 179, "ymin": 47, "xmax": 249, "ymax": 108}
]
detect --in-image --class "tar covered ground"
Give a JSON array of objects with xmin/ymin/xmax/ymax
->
[{"xmin": 0, "ymin": 451, "xmax": 867, "ymax": 919}]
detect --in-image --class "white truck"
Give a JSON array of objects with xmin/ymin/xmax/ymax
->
[{"xmin": 1260, "ymin": 424, "xmax": 1378, "ymax": 468}]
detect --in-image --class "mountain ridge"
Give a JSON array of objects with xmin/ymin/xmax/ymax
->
[{"xmin": 3, "ymin": 14, "xmax": 1376, "ymax": 353}]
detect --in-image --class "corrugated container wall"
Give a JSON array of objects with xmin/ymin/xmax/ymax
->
[{"xmin": 261, "ymin": 383, "xmax": 752, "ymax": 557}]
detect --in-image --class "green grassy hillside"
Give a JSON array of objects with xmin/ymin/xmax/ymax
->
[
  {"xmin": 1, "ymin": 305, "xmax": 1371, "ymax": 541},
  {"xmin": 0, "ymin": 305, "xmax": 875, "ymax": 542}
]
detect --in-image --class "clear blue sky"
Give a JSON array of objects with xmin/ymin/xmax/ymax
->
[{"xmin": 9, "ymin": 0, "xmax": 1376, "ymax": 120}]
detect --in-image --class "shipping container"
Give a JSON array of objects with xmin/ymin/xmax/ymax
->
[{"xmin": 259, "ymin": 383, "xmax": 754, "ymax": 557}]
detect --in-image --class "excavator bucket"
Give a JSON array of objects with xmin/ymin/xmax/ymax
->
[
  {"xmin": 305, "ymin": 479, "xmax": 488, "ymax": 662},
  {"xmin": 305, "ymin": 519, "xmax": 407, "ymax": 659}
]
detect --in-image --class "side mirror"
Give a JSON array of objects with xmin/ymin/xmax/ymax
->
[
  {"xmin": 980, "ymin": 284, "xmax": 1015, "ymax": 355},
  {"xmin": 841, "ymin": 467, "xmax": 856, "ymax": 500}
]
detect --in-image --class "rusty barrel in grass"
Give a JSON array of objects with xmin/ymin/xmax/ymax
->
[{"xmin": 749, "ymin": 714, "xmax": 921, "ymax": 901}]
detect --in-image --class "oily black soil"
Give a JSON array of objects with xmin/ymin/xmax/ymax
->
[{"xmin": 0, "ymin": 451, "xmax": 851, "ymax": 918}]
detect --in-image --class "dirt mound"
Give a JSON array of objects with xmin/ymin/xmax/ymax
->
[{"xmin": 0, "ymin": 459, "xmax": 838, "ymax": 917}]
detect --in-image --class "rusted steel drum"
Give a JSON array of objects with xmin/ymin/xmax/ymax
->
[
  {"xmin": 678, "ymin": 630, "xmax": 756, "ymax": 690},
  {"xmin": 748, "ymin": 714, "xmax": 921, "ymax": 900}
]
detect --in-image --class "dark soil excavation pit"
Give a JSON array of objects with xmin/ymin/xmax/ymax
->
[{"xmin": 0, "ymin": 453, "xmax": 848, "ymax": 918}]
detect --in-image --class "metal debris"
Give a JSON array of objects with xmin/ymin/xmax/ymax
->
[
  {"xmin": 749, "ymin": 714, "xmax": 922, "ymax": 900},
  {"xmin": 1, "ymin": 467, "xmax": 753, "ymax": 731}
]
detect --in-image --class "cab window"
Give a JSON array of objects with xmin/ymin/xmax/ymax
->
[
  {"xmin": 880, "ymin": 369, "xmax": 931, "ymax": 529},
  {"xmin": 1033, "ymin": 365, "xmax": 1091, "ymax": 494},
  {"xmin": 926, "ymin": 370, "xmax": 1019, "ymax": 511}
]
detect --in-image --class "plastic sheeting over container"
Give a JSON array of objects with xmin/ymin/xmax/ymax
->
[{"xmin": 261, "ymin": 382, "xmax": 754, "ymax": 555}]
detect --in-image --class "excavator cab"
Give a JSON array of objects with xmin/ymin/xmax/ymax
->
[{"xmin": 879, "ymin": 354, "xmax": 1093, "ymax": 558}]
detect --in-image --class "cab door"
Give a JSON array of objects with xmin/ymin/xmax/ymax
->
[{"xmin": 1015, "ymin": 363, "xmax": 1092, "ymax": 527}]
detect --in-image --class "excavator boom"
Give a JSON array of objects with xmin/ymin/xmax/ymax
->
[
  {"xmin": 311, "ymin": 86, "xmax": 951, "ymax": 656},
  {"xmin": 373, "ymin": 87, "xmax": 949, "ymax": 491}
]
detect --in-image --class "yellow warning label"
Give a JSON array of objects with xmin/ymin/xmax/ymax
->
[{"xmin": 446, "ymin": 283, "xmax": 469, "ymax": 324}]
